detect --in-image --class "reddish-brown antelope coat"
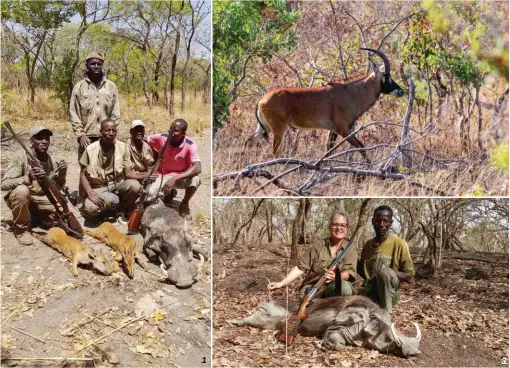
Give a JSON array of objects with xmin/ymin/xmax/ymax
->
[{"xmin": 245, "ymin": 48, "xmax": 404, "ymax": 161}]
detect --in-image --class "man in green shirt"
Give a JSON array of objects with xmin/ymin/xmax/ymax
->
[
  {"xmin": 268, "ymin": 211, "xmax": 357, "ymax": 298},
  {"xmin": 358, "ymin": 205, "xmax": 415, "ymax": 313}
]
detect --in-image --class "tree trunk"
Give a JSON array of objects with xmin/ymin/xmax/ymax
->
[
  {"xmin": 232, "ymin": 199, "xmax": 264, "ymax": 245},
  {"xmin": 291, "ymin": 199, "xmax": 306, "ymax": 259},
  {"xmin": 202, "ymin": 64, "xmax": 210, "ymax": 104},
  {"xmin": 169, "ymin": 0, "xmax": 185, "ymax": 116},
  {"xmin": 298, "ymin": 198, "xmax": 311, "ymax": 244}
]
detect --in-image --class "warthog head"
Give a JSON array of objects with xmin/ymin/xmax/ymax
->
[
  {"xmin": 145, "ymin": 232, "xmax": 205, "ymax": 287},
  {"xmin": 141, "ymin": 199, "xmax": 209, "ymax": 288}
]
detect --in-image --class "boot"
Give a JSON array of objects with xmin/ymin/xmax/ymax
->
[{"xmin": 15, "ymin": 231, "xmax": 33, "ymax": 246}]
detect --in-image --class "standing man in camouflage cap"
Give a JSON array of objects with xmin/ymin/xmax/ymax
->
[{"xmin": 70, "ymin": 51, "xmax": 120, "ymax": 162}]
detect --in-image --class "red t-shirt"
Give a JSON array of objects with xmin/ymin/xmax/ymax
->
[{"xmin": 147, "ymin": 134, "xmax": 200, "ymax": 175}]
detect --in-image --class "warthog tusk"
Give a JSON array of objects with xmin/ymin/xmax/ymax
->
[
  {"xmin": 197, "ymin": 253, "xmax": 205, "ymax": 269},
  {"xmin": 194, "ymin": 253, "xmax": 205, "ymax": 280},
  {"xmin": 412, "ymin": 321, "xmax": 421, "ymax": 342},
  {"xmin": 160, "ymin": 263, "xmax": 168, "ymax": 277},
  {"xmin": 390, "ymin": 323, "xmax": 402, "ymax": 347}
]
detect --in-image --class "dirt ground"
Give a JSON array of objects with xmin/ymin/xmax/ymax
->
[
  {"xmin": 0, "ymin": 129, "xmax": 212, "ymax": 367},
  {"xmin": 213, "ymin": 241, "xmax": 509, "ymax": 367}
]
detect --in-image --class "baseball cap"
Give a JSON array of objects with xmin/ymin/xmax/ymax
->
[
  {"xmin": 30, "ymin": 126, "xmax": 53, "ymax": 138},
  {"xmin": 130, "ymin": 120, "xmax": 145, "ymax": 129},
  {"xmin": 86, "ymin": 51, "xmax": 104, "ymax": 61}
]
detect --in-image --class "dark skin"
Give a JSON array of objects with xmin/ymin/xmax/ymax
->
[
  {"xmin": 129, "ymin": 125, "xmax": 158, "ymax": 183},
  {"xmin": 80, "ymin": 121, "xmax": 137, "ymax": 209},
  {"xmin": 371, "ymin": 209, "xmax": 414, "ymax": 283},
  {"xmin": 29, "ymin": 132, "xmax": 67, "ymax": 185},
  {"xmin": 78, "ymin": 58, "xmax": 104, "ymax": 150},
  {"xmin": 160, "ymin": 121, "xmax": 201, "ymax": 204}
]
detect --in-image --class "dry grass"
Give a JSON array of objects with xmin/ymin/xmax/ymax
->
[
  {"xmin": 213, "ymin": 88, "xmax": 509, "ymax": 197},
  {"xmin": 2, "ymin": 89, "xmax": 211, "ymax": 138}
]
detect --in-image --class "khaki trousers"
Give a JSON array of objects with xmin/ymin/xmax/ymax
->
[
  {"xmin": 147, "ymin": 174, "xmax": 200, "ymax": 197},
  {"xmin": 83, "ymin": 179, "xmax": 142, "ymax": 216},
  {"xmin": 5, "ymin": 185, "xmax": 57, "ymax": 233}
]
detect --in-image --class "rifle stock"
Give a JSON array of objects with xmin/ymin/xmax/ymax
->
[
  {"xmin": 4, "ymin": 122, "xmax": 84, "ymax": 239},
  {"xmin": 127, "ymin": 133, "xmax": 172, "ymax": 234},
  {"xmin": 278, "ymin": 240, "xmax": 354, "ymax": 345}
]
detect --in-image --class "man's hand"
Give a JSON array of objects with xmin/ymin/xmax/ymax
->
[
  {"xmin": 144, "ymin": 172, "xmax": 158, "ymax": 184},
  {"xmin": 87, "ymin": 191, "xmax": 105, "ymax": 209},
  {"xmin": 56, "ymin": 160, "xmax": 67, "ymax": 174},
  {"xmin": 29, "ymin": 167, "xmax": 46, "ymax": 181},
  {"xmin": 79, "ymin": 135, "xmax": 91, "ymax": 149},
  {"xmin": 324, "ymin": 269, "xmax": 336, "ymax": 283},
  {"xmin": 163, "ymin": 177, "xmax": 177, "ymax": 196},
  {"xmin": 268, "ymin": 281, "xmax": 284, "ymax": 291}
]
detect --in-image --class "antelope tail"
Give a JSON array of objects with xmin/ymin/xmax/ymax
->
[{"xmin": 255, "ymin": 100, "xmax": 269, "ymax": 141}]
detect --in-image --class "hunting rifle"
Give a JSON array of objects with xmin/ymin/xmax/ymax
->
[
  {"xmin": 127, "ymin": 133, "xmax": 172, "ymax": 234},
  {"xmin": 4, "ymin": 122, "xmax": 84, "ymax": 239},
  {"xmin": 278, "ymin": 239, "xmax": 354, "ymax": 345}
]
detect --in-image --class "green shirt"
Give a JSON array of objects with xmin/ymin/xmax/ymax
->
[
  {"xmin": 298, "ymin": 238, "xmax": 358, "ymax": 287},
  {"xmin": 359, "ymin": 234, "xmax": 415, "ymax": 279}
]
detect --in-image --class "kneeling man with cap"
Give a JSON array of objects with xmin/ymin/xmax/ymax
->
[
  {"xmin": 126, "ymin": 120, "xmax": 156, "ymax": 184},
  {"xmin": 1, "ymin": 126, "xmax": 67, "ymax": 245}
]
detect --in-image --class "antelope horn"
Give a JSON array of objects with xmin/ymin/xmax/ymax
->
[
  {"xmin": 390, "ymin": 323, "xmax": 402, "ymax": 347},
  {"xmin": 360, "ymin": 48, "xmax": 391, "ymax": 76},
  {"xmin": 412, "ymin": 321, "xmax": 422, "ymax": 342}
]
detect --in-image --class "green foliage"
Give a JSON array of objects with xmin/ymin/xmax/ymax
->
[
  {"xmin": 51, "ymin": 50, "xmax": 75, "ymax": 107},
  {"xmin": 213, "ymin": 0, "xmax": 299, "ymax": 128},
  {"xmin": 490, "ymin": 144, "xmax": 509, "ymax": 173},
  {"xmin": 471, "ymin": 184, "xmax": 485, "ymax": 197},
  {"xmin": 1, "ymin": 1, "xmax": 76, "ymax": 30},
  {"xmin": 401, "ymin": 6, "xmax": 486, "ymax": 90}
]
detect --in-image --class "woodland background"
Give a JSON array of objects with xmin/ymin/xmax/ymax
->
[
  {"xmin": 213, "ymin": 198, "xmax": 509, "ymax": 367},
  {"xmin": 213, "ymin": 1, "xmax": 509, "ymax": 196},
  {"xmin": 2, "ymin": 0, "xmax": 211, "ymax": 134}
]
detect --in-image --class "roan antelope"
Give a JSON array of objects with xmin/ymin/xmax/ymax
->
[{"xmin": 244, "ymin": 48, "xmax": 404, "ymax": 161}]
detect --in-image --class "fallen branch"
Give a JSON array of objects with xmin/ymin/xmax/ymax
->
[
  {"xmin": 4, "ymin": 357, "xmax": 95, "ymax": 362},
  {"xmin": 250, "ymin": 166, "xmax": 300, "ymax": 195},
  {"xmin": 6, "ymin": 324, "xmax": 46, "ymax": 343}
]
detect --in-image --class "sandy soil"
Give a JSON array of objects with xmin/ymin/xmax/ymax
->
[{"xmin": 1, "ymin": 129, "xmax": 212, "ymax": 367}]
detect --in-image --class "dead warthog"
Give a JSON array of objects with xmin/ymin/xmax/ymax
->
[{"xmin": 230, "ymin": 296, "xmax": 422, "ymax": 357}]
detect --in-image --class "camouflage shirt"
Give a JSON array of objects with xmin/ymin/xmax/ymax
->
[
  {"xmin": 1, "ymin": 150, "xmax": 62, "ymax": 197},
  {"xmin": 298, "ymin": 238, "xmax": 358, "ymax": 287},
  {"xmin": 69, "ymin": 74, "xmax": 120, "ymax": 138}
]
